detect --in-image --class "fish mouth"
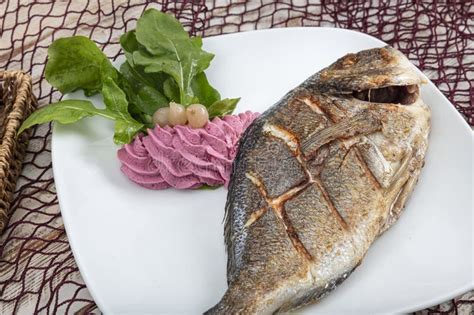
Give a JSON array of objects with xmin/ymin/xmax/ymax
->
[{"xmin": 352, "ymin": 84, "xmax": 419, "ymax": 105}]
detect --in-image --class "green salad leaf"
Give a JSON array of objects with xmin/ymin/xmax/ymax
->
[
  {"xmin": 134, "ymin": 9, "xmax": 214, "ymax": 105},
  {"xmin": 120, "ymin": 31, "xmax": 140, "ymax": 66},
  {"xmin": 197, "ymin": 184, "xmax": 221, "ymax": 190},
  {"xmin": 45, "ymin": 36, "xmax": 118, "ymax": 96},
  {"xmin": 162, "ymin": 77, "xmax": 180, "ymax": 102},
  {"xmin": 20, "ymin": 8, "xmax": 241, "ymax": 144},
  {"xmin": 191, "ymin": 72, "xmax": 221, "ymax": 107},
  {"xmin": 162, "ymin": 72, "xmax": 219, "ymax": 107},
  {"xmin": 135, "ymin": 9, "xmax": 189, "ymax": 54},
  {"xmin": 207, "ymin": 98, "xmax": 240, "ymax": 118},
  {"xmin": 119, "ymin": 62, "xmax": 168, "ymax": 115},
  {"xmin": 101, "ymin": 78, "xmax": 144, "ymax": 144},
  {"xmin": 18, "ymin": 100, "xmax": 107, "ymax": 135},
  {"xmin": 19, "ymin": 80, "xmax": 144, "ymax": 145}
]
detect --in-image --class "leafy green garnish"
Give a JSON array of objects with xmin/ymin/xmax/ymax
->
[
  {"xmin": 134, "ymin": 9, "xmax": 214, "ymax": 105},
  {"xmin": 119, "ymin": 62, "xmax": 168, "ymax": 115},
  {"xmin": 101, "ymin": 78, "xmax": 144, "ymax": 144},
  {"xmin": 161, "ymin": 77, "xmax": 179, "ymax": 102},
  {"xmin": 191, "ymin": 72, "xmax": 221, "ymax": 107},
  {"xmin": 120, "ymin": 31, "xmax": 140, "ymax": 66},
  {"xmin": 207, "ymin": 98, "xmax": 240, "ymax": 118},
  {"xmin": 18, "ymin": 100, "xmax": 108, "ymax": 135},
  {"xmin": 197, "ymin": 184, "xmax": 221, "ymax": 190},
  {"xmin": 20, "ymin": 8, "xmax": 241, "ymax": 144},
  {"xmin": 45, "ymin": 36, "xmax": 118, "ymax": 96},
  {"xmin": 18, "ymin": 79, "xmax": 144, "ymax": 145}
]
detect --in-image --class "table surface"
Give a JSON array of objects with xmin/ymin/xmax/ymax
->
[{"xmin": 0, "ymin": 1, "xmax": 472, "ymax": 314}]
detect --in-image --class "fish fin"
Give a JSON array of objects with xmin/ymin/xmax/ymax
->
[
  {"xmin": 380, "ymin": 149, "xmax": 418, "ymax": 233},
  {"xmin": 387, "ymin": 148, "xmax": 412, "ymax": 190},
  {"xmin": 380, "ymin": 175, "xmax": 417, "ymax": 234},
  {"xmin": 355, "ymin": 137, "xmax": 393, "ymax": 188},
  {"xmin": 204, "ymin": 282, "xmax": 258, "ymax": 315},
  {"xmin": 301, "ymin": 111, "xmax": 381, "ymax": 158}
]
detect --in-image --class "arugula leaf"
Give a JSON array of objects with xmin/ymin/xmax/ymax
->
[
  {"xmin": 116, "ymin": 74, "xmax": 140, "ymax": 113},
  {"xmin": 102, "ymin": 78, "xmax": 130, "ymax": 117},
  {"xmin": 120, "ymin": 31, "xmax": 170, "ymax": 94},
  {"xmin": 102, "ymin": 78, "xmax": 144, "ymax": 144},
  {"xmin": 19, "ymin": 80, "xmax": 144, "ymax": 145},
  {"xmin": 45, "ymin": 36, "xmax": 117, "ymax": 96},
  {"xmin": 134, "ymin": 9, "xmax": 214, "ymax": 105},
  {"xmin": 114, "ymin": 119, "xmax": 143, "ymax": 145},
  {"xmin": 207, "ymin": 98, "xmax": 240, "ymax": 118},
  {"xmin": 135, "ymin": 9, "xmax": 189, "ymax": 53},
  {"xmin": 191, "ymin": 72, "xmax": 220, "ymax": 107},
  {"xmin": 119, "ymin": 62, "xmax": 168, "ymax": 115},
  {"xmin": 190, "ymin": 36, "xmax": 203, "ymax": 48},
  {"xmin": 196, "ymin": 184, "xmax": 221, "ymax": 190},
  {"xmin": 137, "ymin": 85, "xmax": 168, "ymax": 112},
  {"xmin": 18, "ymin": 100, "xmax": 111, "ymax": 135},
  {"xmin": 162, "ymin": 77, "xmax": 180, "ymax": 102},
  {"xmin": 120, "ymin": 61, "xmax": 169, "ymax": 93},
  {"xmin": 120, "ymin": 31, "xmax": 140, "ymax": 66}
]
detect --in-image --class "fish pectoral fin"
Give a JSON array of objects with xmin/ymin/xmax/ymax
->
[
  {"xmin": 380, "ymin": 149, "xmax": 416, "ymax": 233},
  {"xmin": 301, "ymin": 110, "xmax": 381, "ymax": 158},
  {"xmin": 355, "ymin": 137, "xmax": 393, "ymax": 188},
  {"xmin": 387, "ymin": 148, "xmax": 413, "ymax": 190},
  {"xmin": 380, "ymin": 174, "xmax": 417, "ymax": 234}
]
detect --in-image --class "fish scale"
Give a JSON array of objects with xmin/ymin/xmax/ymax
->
[{"xmin": 207, "ymin": 46, "xmax": 431, "ymax": 314}]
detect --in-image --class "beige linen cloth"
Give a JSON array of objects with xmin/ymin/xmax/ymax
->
[{"xmin": 0, "ymin": 1, "xmax": 472, "ymax": 314}]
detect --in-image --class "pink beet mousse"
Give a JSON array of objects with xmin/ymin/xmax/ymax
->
[{"xmin": 117, "ymin": 111, "xmax": 260, "ymax": 189}]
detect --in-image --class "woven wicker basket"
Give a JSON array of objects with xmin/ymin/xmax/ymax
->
[{"xmin": 0, "ymin": 71, "xmax": 37, "ymax": 234}]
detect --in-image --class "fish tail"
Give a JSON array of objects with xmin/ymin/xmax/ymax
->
[
  {"xmin": 203, "ymin": 301, "xmax": 227, "ymax": 315},
  {"xmin": 204, "ymin": 285, "xmax": 260, "ymax": 315},
  {"xmin": 204, "ymin": 290, "xmax": 238, "ymax": 315},
  {"xmin": 204, "ymin": 297, "xmax": 236, "ymax": 315}
]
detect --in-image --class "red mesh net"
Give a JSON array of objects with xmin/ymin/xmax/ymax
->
[{"xmin": 0, "ymin": 1, "xmax": 472, "ymax": 314}]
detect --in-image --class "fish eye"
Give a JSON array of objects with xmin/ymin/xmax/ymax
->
[{"xmin": 352, "ymin": 85, "xmax": 419, "ymax": 105}]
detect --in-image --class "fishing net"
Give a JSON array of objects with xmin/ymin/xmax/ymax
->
[{"xmin": 0, "ymin": 1, "xmax": 472, "ymax": 314}]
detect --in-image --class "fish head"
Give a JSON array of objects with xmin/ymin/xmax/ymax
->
[
  {"xmin": 312, "ymin": 46, "xmax": 426, "ymax": 106},
  {"xmin": 305, "ymin": 46, "xmax": 431, "ymax": 228}
]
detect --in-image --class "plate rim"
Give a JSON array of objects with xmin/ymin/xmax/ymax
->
[{"xmin": 51, "ymin": 26, "xmax": 473, "ymax": 314}]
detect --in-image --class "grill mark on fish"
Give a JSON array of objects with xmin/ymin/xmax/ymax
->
[
  {"xmin": 301, "ymin": 97, "xmax": 339, "ymax": 123},
  {"xmin": 262, "ymin": 123, "xmax": 316, "ymax": 182},
  {"xmin": 313, "ymin": 178, "xmax": 349, "ymax": 230},
  {"xmin": 277, "ymin": 200, "xmax": 314, "ymax": 262},
  {"xmin": 245, "ymin": 172, "xmax": 314, "ymax": 262},
  {"xmin": 262, "ymin": 123, "xmax": 300, "ymax": 153},
  {"xmin": 245, "ymin": 172, "xmax": 269, "ymax": 199},
  {"xmin": 260, "ymin": 123, "xmax": 350, "ymax": 232},
  {"xmin": 244, "ymin": 207, "xmax": 268, "ymax": 228},
  {"xmin": 302, "ymin": 98, "xmax": 325, "ymax": 116},
  {"xmin": 245, "ymin": 172, "xmax": 310, "ymax": 214}
]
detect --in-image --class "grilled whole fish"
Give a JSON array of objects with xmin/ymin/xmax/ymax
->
[{"xmin": 206, "ymin": 46, "xmax": 431, "ymax": 314}]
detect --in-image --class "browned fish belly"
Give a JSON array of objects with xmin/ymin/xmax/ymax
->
[{"xmin": 206, "ymin": 46, "xmax": 431, "ymax": 314}]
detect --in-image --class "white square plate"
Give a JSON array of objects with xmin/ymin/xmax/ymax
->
[{"xmin": 52, "ymin": 27, "xmax": 473, "ymax": 314}]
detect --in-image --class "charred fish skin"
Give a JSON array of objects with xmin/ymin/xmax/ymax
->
[{"xmin": 206, "ymin": 46, "xmax": 430, "ymax": 314}]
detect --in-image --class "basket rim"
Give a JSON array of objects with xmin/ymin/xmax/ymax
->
[{"xmin": 0, "ymin": 69, "xmax": 37, "ymax": 233}]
